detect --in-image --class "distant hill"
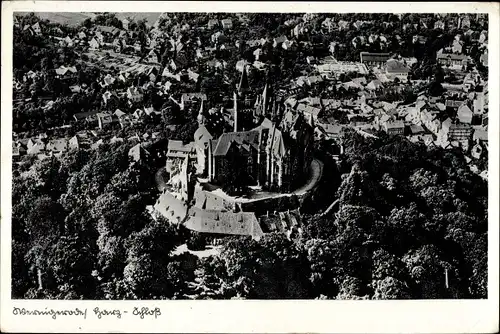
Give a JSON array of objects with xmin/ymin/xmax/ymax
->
[
  {"xmin": 14, "ymin": 12, "xmax": 163, "ymax": 27},
  {"xmin": 15, "ymin": 12, "xmax": 96, "ymax": 27}
]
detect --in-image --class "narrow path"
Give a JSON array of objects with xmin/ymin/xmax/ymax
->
[
  {"xmin": 321, "ymin": 198, "xmax": 340, "ymax": 217},
  {"xmin": 293, "ymin": 159, "xmax": 324, "ymax": 195}
]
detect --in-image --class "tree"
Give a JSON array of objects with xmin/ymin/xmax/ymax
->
[
  {"xmin": 402, "ymin": 244, "xmax": 456, "ymax": 299},
  {"xmin": 372, "ymin": 276, "xmax": 411, "ymax": 299},
  {"xmin": 302, "ymin": 214, "xmax": 337, "ymax": 240},
  {"xmin": 305, "ymin": 238, "xmax": 343, "ymax": 298},
  {"xmin": 371, "ymin": 249, "xmax": 407, "ymax": 281},
  {"xmin": 45, "ymin": 235, "xmax": 97, "ymax": 299},
  {"xmin": 428, "ymin": 81, "xmax": 445, "ymax": 97},
  {"xmin": 187, "ymin": 231, "xmax": 207, "ymax": 251},
  {"xmin": 336, "ymin": 275, "xmax": 369, "ymax": 300},
  {"xmin": 122, "ymin": 222, "xmax": 182, "ymax": 298}
]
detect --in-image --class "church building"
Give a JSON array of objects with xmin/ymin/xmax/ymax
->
[{"xmin": 193, "ymin": 70, "xmax": 314, "ymax": 193}]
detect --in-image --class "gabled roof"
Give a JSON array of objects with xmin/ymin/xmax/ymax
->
[
  {"xmin": 128, "ymin": 143, "xmax": 149, "ymax": 162},
  {"xmin": 114, "ymin": 109, "xmax": 126, "ymax": 118},
  {"xmin": 194, "ymin": 125, "xmax": 213, "ymax": 146},
  {"xmin": 181, "ymin": 92, "xmax": 207, "ymax": 102},
  {"xmin": 274, "ymin": 35, "xmax": 288, "ymax": 44},
  {"xmin": 386, "ymin": 59, "xmax": 409, "ymax": 73},
  {"xmin": 213, "ymin": 131, "xmax": 260, "ymax": 157},
  {"xmin": 410, "ymin": 124, "xmax": 425, "ymax": 134},
  {"xmin": 167, "ymin": 140, "xmax": 196, "ymax": 156},
  {"xmin": 360, "ymin": 52, "xmax": 391, "ymax": 63},
  {"xmin": 46, "ymin": 138, "xmax": 68, "ymax": 152},
  {"xmin": 154, "ymin": 191, "xmax": 188, "ymax": 223},
  {"xmin": 185, "ymin": 207, "xmax": 264, "ymax": 240},
  {"xmin": 96, "ymin": 25, "xmax": 120, "ymax": 35},
  {"xmin": 74, "ymin": 110, "xmax": 99, "ymax": 121},
  {"xmin": 473, "ymin": 129, "xmax": 488, "ymax": 141},
  {"xmin": 385, "ymin": 120, "xmax": 405, "ymax": 129}
]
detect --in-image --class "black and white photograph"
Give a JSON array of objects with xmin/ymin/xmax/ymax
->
[
  {"xmin": 8, "ymin": 9, "xmax": 492, "ymax": 300},
  {"xmin": 1, "ymin": 1, "xmax": 499, "ymax": 333}
]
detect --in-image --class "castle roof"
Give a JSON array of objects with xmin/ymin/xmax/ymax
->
[
  {"xmin": 267, "ymin": 127, "xmax": 286, "ymax": 157},
  {"xmin": 185, "ymin": 207, "xmax": 264, "ymax": 240},
  {"xmin": 194, "ymin": 125, "xmax": 213, "ymax": 146},
  {"xmin": 154, "ymin": 191, "xmax": 188, "ymax": 223}
]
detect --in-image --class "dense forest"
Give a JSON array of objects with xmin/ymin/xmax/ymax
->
[{"xmin": 12, "ymin": 128, "xmax": 488, "ymax": 299}]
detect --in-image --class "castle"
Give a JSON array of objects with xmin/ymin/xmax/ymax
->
[
  {"xmin": 194, "ymin": 65, "xmax": 314, "ymax": 193},
  {"xmin": 157, "ymin": 66, "xmax": 315, "ymax": 240}
]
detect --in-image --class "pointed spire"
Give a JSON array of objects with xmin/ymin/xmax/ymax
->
[
  {"xmin": 197, "ymin": 99, "xmax": 205, "ymax": 125},
  {"xmin": 233, "ymin": 91, "xmax": 238, "ymax": 132},
  {"xmin": 238, "ymin": 65, "xmax": 249, "ymax": 94},
  {"xmin": 308, "ymin": 113, "xmax": 315, "ymax": 128},
  {"xmin": 262, "ymin": 83, "xmax": 268, "ymax": 113},
  {"xmin": 198, "ymin": 99, "xmax": 204, "ymax": 115}
]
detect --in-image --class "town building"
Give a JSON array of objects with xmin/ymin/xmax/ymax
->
[
  {"xmin": 207, "ymin": 19, "xmax": 219, "ymax": 29},
  {"xmin": 383, "ymin": 120, "xmax": 405, "ymax": 135},
  {"xmin": 221, "ymin": 18, "xmax": 233, "ymax": 29},
  {"xmin": 359, "ymin": 52, "xmax": 391, "ymax": 67},
  {"xmin": 436, "ymin": 48, "xmax": 471, "ymax": 70}
]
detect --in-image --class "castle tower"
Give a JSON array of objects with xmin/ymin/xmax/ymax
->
[
  {"xmin": 180, "ymin": 155, "xmax": 190, "ymax": 201},
  {"xmin": 262, "ymin": 83, "xmax": 268, "ymax": 115}
]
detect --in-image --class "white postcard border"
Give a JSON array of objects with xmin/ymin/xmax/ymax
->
[{"xmin": 1, "ymin": 2, "xmax": 499, "ymax": 333}]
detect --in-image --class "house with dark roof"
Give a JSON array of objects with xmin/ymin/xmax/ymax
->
[
  {"xmin": 448, "ymin": 123, "xmax": 473, "ymax": 142},
  {"xmin": 73, "ymin": 110, "xmax": 100, "ymax": 127},
  {"xmin": 96, "ymin": 112, "xmax": 118, "ymax": 129},
  {"xmin": 259, "ymin": 209, "xmax": 302, "ymax": 238}
]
